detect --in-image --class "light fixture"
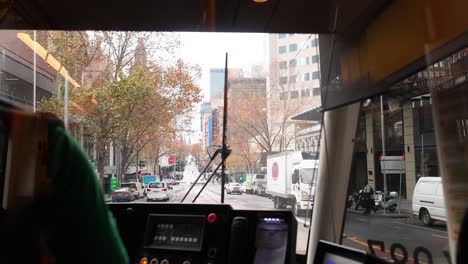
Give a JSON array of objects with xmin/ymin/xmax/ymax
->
[
  {"xmin": 362, "ymin": 98, "xmax": 372, "ymax": 107},
  {"xmin": 253, "ymin": 0, "xmax": 269, "ymax": 3},
  {"xmin": 17, "ymin": 33, "xmax": 81, "ymax": 88}
]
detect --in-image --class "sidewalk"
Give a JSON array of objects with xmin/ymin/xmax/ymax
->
[{"xmin": 346, "ymin": 199, "xmax": 414, "ymax": 218}]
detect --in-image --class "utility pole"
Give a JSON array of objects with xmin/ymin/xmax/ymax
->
[{"xmin": 380, "ymin": 95, "xmax": 387, "ymax": 214}]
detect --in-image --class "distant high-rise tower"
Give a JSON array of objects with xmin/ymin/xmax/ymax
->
[{"xmin": 133, "ymin": 38, "xmax": 148, "ymax": 70}]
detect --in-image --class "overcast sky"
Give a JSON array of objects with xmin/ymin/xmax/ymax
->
[
  {"xmin": 179, "ymin": 32, "xmax": 267, "ymax": 100},
  {"xmin": 178, "ymin": 32, "xmax": 268, "ymax": 142}
]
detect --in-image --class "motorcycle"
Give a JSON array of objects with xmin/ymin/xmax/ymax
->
[
  {"xmin": 374, "ymin": 191, "xmax": 398, "ymax": 212},
  {"xmin": 348, "ymin": 190, "xmax": 371, "ymax": 210}
]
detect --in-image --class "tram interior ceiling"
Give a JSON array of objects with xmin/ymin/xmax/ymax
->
[{"xmin": 0, "ymin": 0, "xmax": 468, "ymax": 264}]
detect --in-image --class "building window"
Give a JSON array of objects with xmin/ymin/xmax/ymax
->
[
  {"xmin": 289, "ymin": 43, "xmax": 298, "ymax": 52},
  {"xmin": 279, "ymin": 45, "xmax": 287, "ymax": 54},
  {"xmin": 289, "ymin": 59, "xmax": 297, "ymax": 68},
  {"xmin": 303, "ymin": 73, "xmax": 310, "ymax": 81},
  {"xmin": 278, "ymin": 34, "xmax": 286, "ymax": 39},
  {"xmin": 311, "ymin": 38, "xmax": 318, "ymax": 47},
  {"xmin": 312, "ymin": 87, "xmax": 321, "ymax": 96},
  {"xmin": 280, "ymin": 92, "xmax": 288, "ymax": 100},
  {"xmin": 279, "ymin": 61, "xmax": 288, "ymax": 69},
  {"xmin": 312, "ymin": 71, "xmax": 320, "ymax": 80},
  {"xmin": 290, "ymin": 90, "xmax": 299, "ymax": 99},
  {"xmin": 301, "ymin": 89, "xmax": 310, "ymax": 97},
  {"xmin": 279, "ymin": 77, "xmax": 288, "ymax": 85},
  {"xmin": 290, "ymin": 75, "xmax": 297, "ymax": 83},
  {"xmin": 311, "ymin": 55, "xmax": 319, "ymax": 63},
  {"xmin": 299, "ymin": 57, "xmax": 310, "ymax": 65}
]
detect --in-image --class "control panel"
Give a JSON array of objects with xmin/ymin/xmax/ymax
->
[{"xmin": 109, "ymin": 203, "xmax": 297, "ymax": 264}]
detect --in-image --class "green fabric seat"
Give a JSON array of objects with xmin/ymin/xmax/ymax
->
[{"xmin": 47, "ymin": 126, "xmax": 128, "ymax": 264}]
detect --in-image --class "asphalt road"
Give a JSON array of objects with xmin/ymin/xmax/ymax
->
[
  {"xmin": 113, "ymin": 183, "xmax": 449, "ymax": 262},
  {"xmin": 343, "ymin": 213, "xmax": 449, "ymax": 264}
]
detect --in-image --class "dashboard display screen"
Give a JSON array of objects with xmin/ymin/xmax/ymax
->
[{"xmin": 144, "ymin": 214, "xmax": 206, "ymax": 252}]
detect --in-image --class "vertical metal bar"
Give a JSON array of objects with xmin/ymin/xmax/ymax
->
[
  {"xmin": 220, "ymin": 53, "xmax": 229, "ymax": 204},
  {"xmin": 64, "ymin": 77, "xmax": 69, "ymax": 128},
  {"xmin": 306, "ymin": 102, "xmax": 361, "ymax": 263},
  {"xmin": 380, "ymin": 95, "xmax": 386, "ymax": 215},
  {"xmin": 399, "ymin": 163, "xmax": 402, "ymax": 214},
  {"xmin": 33, "ymin": 30, "xmax": 37, "ymax": 112}
]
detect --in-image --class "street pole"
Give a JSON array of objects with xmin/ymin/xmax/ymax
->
[
  {"xmin": 399, "ymin": 161, "xmax": 403, "ymax": 214},
  {"xmin": 33, "ymin": 30, "xmax": 37, "ymax": 112},
  {"xmin": 64, "ymin": 77, "xmax": 69, "ymax": 128},
  {"xmin": 380, "ymin": 95, "xmax": 386, "ymax": 215}
]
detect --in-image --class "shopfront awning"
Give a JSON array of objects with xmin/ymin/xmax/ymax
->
[{"xmin": 291, "ymin": 106, "xmax": 322, "ymax": 122}]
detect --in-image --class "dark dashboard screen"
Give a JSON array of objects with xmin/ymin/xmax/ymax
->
[
  {"xmin": 144, "ymin": 214, "xmax": 206, "ymax": 252},
  {"xmin": 151, "ymin": 223, "xmax": 203, "ymax": 247}
]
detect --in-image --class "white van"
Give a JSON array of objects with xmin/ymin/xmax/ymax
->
[{"xmin": 412, "ymin": 177, "xmax": 446, "ymax": 226}]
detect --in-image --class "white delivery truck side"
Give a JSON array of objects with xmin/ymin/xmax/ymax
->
[{"xmin": 266, "ymin": 151, "xmax": 319, "ymax": 215}]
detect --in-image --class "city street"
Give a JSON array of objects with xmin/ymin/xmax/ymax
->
[
  {"xmin": 343, "ymin": 214, "xmax": 448, "ymax": 263},
  {"xmin": 119, "ymin": 182, "xmax": 448, "ymax": 261}
]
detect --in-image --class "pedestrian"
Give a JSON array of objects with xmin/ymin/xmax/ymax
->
[{"xmin": 362, "ymin": 183, "xmax": 375, "ymax": 214}]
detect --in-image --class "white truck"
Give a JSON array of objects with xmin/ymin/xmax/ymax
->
[{"xmin": 266, "ymin": 151, "xmax": 319, "ymax": 216}]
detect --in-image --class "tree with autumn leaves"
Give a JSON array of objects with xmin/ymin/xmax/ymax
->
[{"xmin": 37, "ymin": 31, "xmax": 201, "ymax": 187}]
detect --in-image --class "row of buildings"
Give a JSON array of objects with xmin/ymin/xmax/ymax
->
[
  {"xmin": 200, "ymin": 33, "xmax": 467, "ymax": 201},
  {"xmin": 200, "ymin": 34, "xmax": 322, "ymax": 177}
]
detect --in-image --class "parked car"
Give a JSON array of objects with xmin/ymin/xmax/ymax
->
[
  {"xmin": 166, "ymin": 180, "xmax": 177, "ymax": 186},
  {"xmin": 412, "ymin": 177, "xmax": 446, "ymax": 226},
  {"xmin": 252, "ymin": 181, "xmax": 267, "ymax": 196},
  {"xmin": 225, "ymin": 182, "xmax": 242, "ymax": 195},
  {"xmin": 111, "ymin": 188, "xmax": 135, "ymax": 202},
  {"xmin": 241, "ymin": 183, "xmax": 253, "ymax": 194},
  {"xmin": 147, "ymin": 181, "xmax": 170, "ymax": 202},
  {"xmin": 121, "ymin": 182, "xmax": 145, "ymax": 199}
]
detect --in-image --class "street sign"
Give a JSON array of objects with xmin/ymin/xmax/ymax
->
[
  {"xmin": 168, "ymin": 156, "xmax": 176, "ymax": 165},
  {"xmin": 380, "ymin": 155, "xmax": 405, "ymax": 214},
  {"xmin": 380, "ymin": 156, "xmax": 405, "ymax": 174},
  {"xmin": 104, "ymin": 166, "xmax": 117, "ymax": 175}
]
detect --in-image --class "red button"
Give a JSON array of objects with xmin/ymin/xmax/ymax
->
[{"xmin": 207, "ymin": 213, "xmax": 218, "ymax": 224}]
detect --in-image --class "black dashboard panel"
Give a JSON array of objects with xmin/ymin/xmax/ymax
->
[{"xmin": 108, "ymin": 203, "xmax": 297, "ymax": 264}]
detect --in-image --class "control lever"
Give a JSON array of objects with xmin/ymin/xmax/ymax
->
[{"xmin": 227, "ymin": 217, "xmax": 249, "ymax": 264}]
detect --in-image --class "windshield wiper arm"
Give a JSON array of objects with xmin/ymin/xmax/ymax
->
[
  {"xmin": 192, "ymin": 148, "xmax": 231, "ymax": 203},
  {"xmin": 180, "ymin": 148, "xmax": 221, "ymax": 202}
]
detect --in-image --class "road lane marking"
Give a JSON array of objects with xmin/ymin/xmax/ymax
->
[
  {"xmin": 345, "ymin": 236, "xmax": 424, "ymax": 264},
  {"xmin": 432, "ymin": 234, "xmax": 448, "ymax": 239},
  {"xmin": 393, "ymin": 221, "xmax": 448, "ymax": 234},
  {"xmin": 354, "ymin": 217, "xmax": 368, "ymax": 222}
]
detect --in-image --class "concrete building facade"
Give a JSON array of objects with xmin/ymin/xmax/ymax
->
[{"xmin": 267, "ymin": 33, "xmax": 322, "ymax": 151}]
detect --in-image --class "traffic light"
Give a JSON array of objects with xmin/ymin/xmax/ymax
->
[{"xmin": 240, "ymin": 176, "xmax": 243, "ymax": 181}]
